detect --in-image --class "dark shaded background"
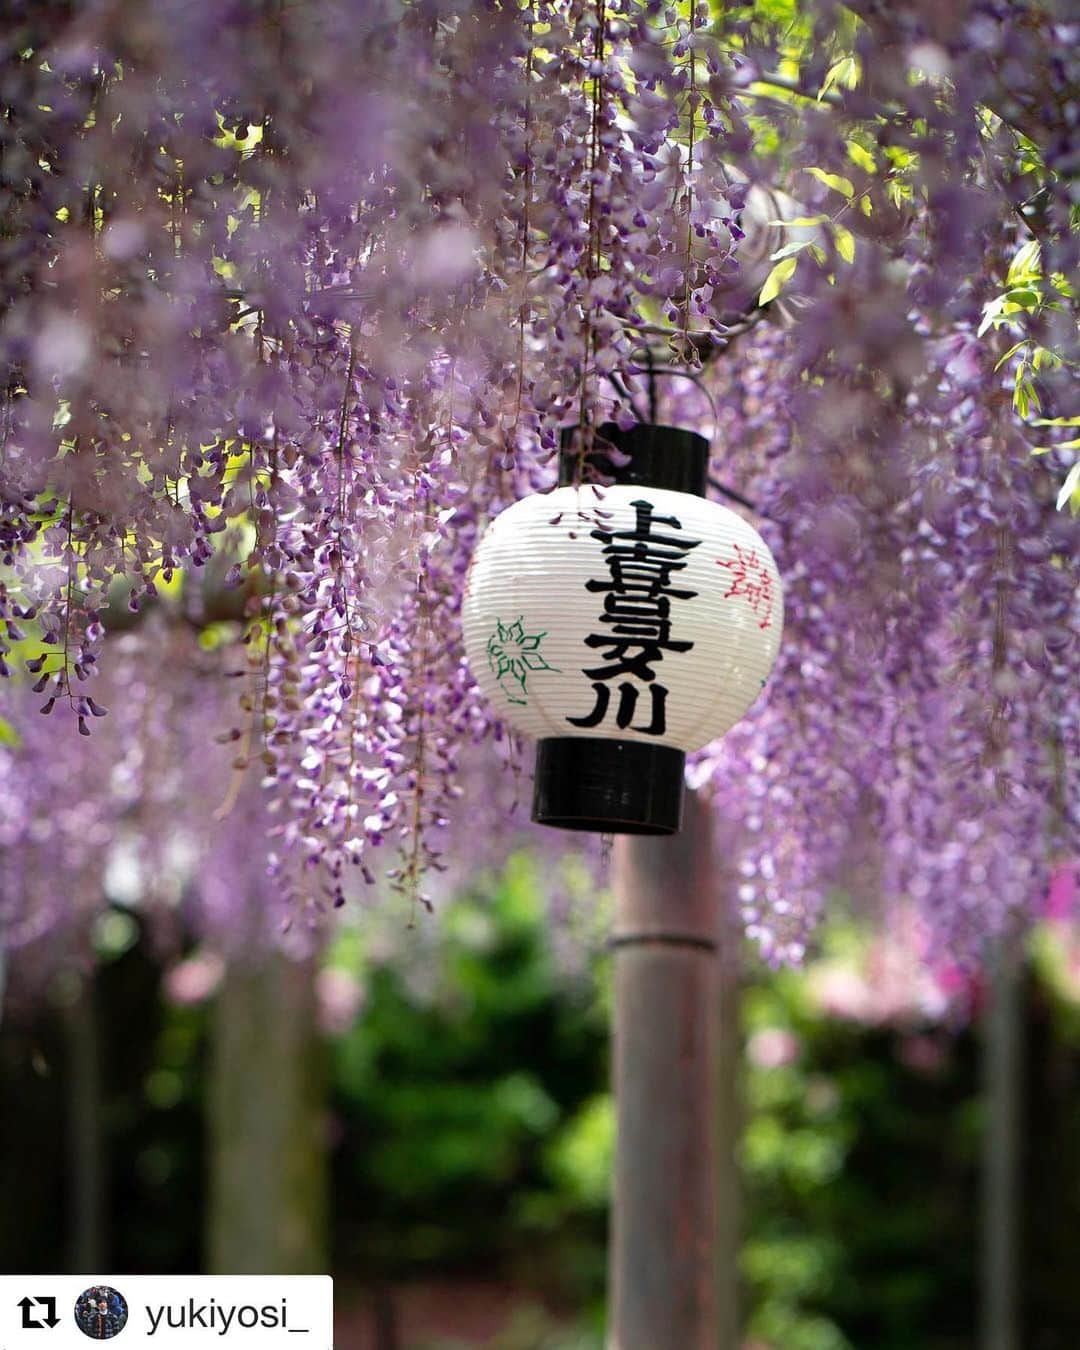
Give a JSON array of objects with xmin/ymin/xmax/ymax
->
[{"xmin": 2, "ymin": 872, "xmax": 1079, "ymax": 1349}]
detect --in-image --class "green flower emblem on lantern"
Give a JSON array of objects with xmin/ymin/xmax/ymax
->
[{"xmin": 486, "ymin": 617, "xmax": 559, "ymax": 706}]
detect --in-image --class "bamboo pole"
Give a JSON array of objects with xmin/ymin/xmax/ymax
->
[
  {"xmin": 609, "ymin": 788, "xmax": 738, "ymax": 1349},
  {"xmin": 979, "ymin": 949, "xmax": 1024, "ymax": 1350},
  {"xmin": 207, "ymin": 953, "xmax": 328, "ymax": 1274},
  {"xmin": 64, "ymin": 975, "xmax": 107, "ymax": 1272}
]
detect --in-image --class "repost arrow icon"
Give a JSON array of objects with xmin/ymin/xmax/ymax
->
[
  {"xmin": 17, "ymin": 1296, "xmax": 59, "ymax": 1330},
  {"xmin": 17, "ymin": 1297, "xmax": 43, "ymax": 1330}
]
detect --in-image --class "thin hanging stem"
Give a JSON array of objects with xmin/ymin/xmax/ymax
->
[
  {"xmin": 577, "ymin": 0, "xmax": 606, "ymax": 458},
  {"xmin": 678, "ymin": 0, "xmax": 697, "ymax": 357},
  {"xmin": 507, "ymin": 19, "xmax": 534, "ymax": 463}
]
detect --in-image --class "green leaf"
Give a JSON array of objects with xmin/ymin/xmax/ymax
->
[
  {"xmin": 821, "ymin": 55, "xmax": 859, "ymax": 98},
  {"xmin": 0, "ymin": 716, "xmax": 21, "ymax": 749},
  {"xmin": 1031, "ymin": 436, "xmax": 1080, "ymax": 453},
  {"xmin": 769, "ymin": 239, "xmax": 812, "ymax": 262},
  {"xmin": 886, "ymin": 178, "xmax": 912, "ymax": 209},
  {"xmin": 833, "ymin": 223, "xmax": 855, "ymax": 263},
  {"xmin": 1002, "ymin": 287, "xmax": 1041, "ymax": 308},
  {"xmin": 1013, "ymin": 363, "xmax": 1039, "ymax": 417},
  {"xmin": 1032, "ymin": 346, "xmax": 1062, "ymax": 371},
  {"xmin": 1056, "ymin": 459, "xmax": 1080, "ymax": 513},
  {"xmin": 977, "ymin": 296, "xmax": 1005, "ymax": 337},
  {"xmin": 805, "ymin": 167, "xmax": 855, "ymax": 199},
  {"xmin": 766, "ymin": 215, "xmax": 830, "ymax": 227},
  {"xmin": 884, "ymin": 145, "xmax": 919, "ymax": 172},
  {"xmin": 758, "ymin": 256, "xmax": 799, "ymax": 306},
  {"xmin": 846, "ymin": 140, "xmax": 877, "ymax": 174},
  {"xmin": 1006, "ymin": 239, "xmax": 1041, "ymax": 285},
  {"xmin": 993, "ymin": 340, "xmax": 1028, "ymax": 372}
]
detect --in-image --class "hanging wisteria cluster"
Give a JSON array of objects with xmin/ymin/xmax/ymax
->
[{"xmin": 0, "ymin": 0, "xmax": 1076, "ymax": 969}]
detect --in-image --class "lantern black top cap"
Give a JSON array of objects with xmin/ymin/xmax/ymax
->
[{"xmin": 559, "ymin": 421, "xmax": 709, "ymax": 497}]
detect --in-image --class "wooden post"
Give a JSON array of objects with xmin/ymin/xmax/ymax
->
[
  {"xmin": 609, "ymin": 788, "xmax": 738, "ymax": 1350},
  {"xmin": 64, "ymin": 975, "xmax": 107, "ymax": 1271},
  {"xmin": 979, "ymin": 949, "xmax": 1023, "ymax": 1350},
  {"xmin": 207, "ymin": 953, "xmax": 328, "ymax": 1274}
]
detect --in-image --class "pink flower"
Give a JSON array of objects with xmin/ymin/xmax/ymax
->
[
  {"xmin": 316, "ymin": 968, "xmax": 365, "ymax": 1036},
  {"xmin": 163, "ymin": 953, "xmax": 225, "ymax": 1007},
  {"xmin": 747, "ymin": 1027, "xmax": 800, "ymax": 1069},
  {"xmin": 897, "ymin": 1034, "xmax": 949, "ymax": 1076}
]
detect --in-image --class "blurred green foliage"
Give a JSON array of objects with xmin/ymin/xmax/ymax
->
[
  {"xmin": 740, "ymin": 968, "xmax": 979, "ymax": 1350},
  {"xmin": 329, "ymin": 855, "xmax": 610, "ymax": 1302},
  {"xmin": 2, "ymin": 858, "xmax": 1080, "ymax": 1348}
]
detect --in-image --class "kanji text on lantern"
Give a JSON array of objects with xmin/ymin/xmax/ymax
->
[{"xmin": 568, "ymin": 498, "xmax": 702, "ymax": 737}]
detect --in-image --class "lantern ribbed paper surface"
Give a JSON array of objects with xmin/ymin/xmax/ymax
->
[{"xmin": 462, "ymin": 484, "xmax": 783, "ymax": 757}]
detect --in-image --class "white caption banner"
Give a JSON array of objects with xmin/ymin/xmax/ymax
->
[{"xmin": 0, "ymin": 1278, "xmax": 332, "ymax": 1350}]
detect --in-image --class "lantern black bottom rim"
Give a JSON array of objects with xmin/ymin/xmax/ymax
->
[{"xmin": 532, "ymin": 737, "xmax": 685, "ymax": 836}]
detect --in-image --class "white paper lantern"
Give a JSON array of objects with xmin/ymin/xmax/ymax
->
[{"xmin": 462, "ymin": 425, "xmax": 783, "ymax": 834}]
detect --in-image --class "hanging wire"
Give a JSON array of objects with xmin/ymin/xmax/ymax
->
[
  {"xmin": 707, "ymin": 476, "xmax": 763, "ymax": 515},
  {"xmin": 645, "ymin": 344, "xmax": 658, "ymax": 424},
  {"xmin": 602, "ymin": 342, "xmax": 768, "ymax": 516},
  {"xmin": 633, "ymin": 345, "xmax": 767, "ymax": 517},
  {"xmin": 604, "ymin": 370, "xmax": 648, "ymax": 424},
  {"xmin": 626, "ymin": 345, "xmax": 720, "ymax": 427}
]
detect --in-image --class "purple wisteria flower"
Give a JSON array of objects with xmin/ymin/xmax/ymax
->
[{"xmin": 0, "ymin": 0, "xmax": 1075, "ymax": 970}]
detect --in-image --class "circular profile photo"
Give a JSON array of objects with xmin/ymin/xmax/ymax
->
[{"xmin": 74, "ymin": 1286, "xmax": 128, "ymax": 1340}]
